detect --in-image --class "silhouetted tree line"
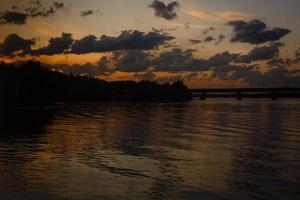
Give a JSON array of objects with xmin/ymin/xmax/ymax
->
[{"xmin": 0, "ymin": 61, "xmax": 192, "ymax": 106}]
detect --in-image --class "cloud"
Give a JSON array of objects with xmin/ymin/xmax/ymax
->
[
  {"xmin": 0, "ymin": 30, "xmax": 173, "ymax": 56},
  {"xmin": 0, "ymin": 34, "xmax": 35, "ymax": 56},
  {"xmin": 190, "ymin": 29, "xmax": 225, "ymax": 45},
  {"xmin": 84, "ymin": 48, "xmax": 239, "ymax": 73},
  {"xmin": 133, "ymin": 72, "xmax": 156, "ymax": 81},
  {"xmin": 30, "ymin": 43, "xmax": 300, "ymax": 87},
  {"xmin": 52, "ymin": 60, "xmax": 114, "ymax": 76},
  {"xmin": 153, "ymin": 48, "xmax": 208, "ymax": 72},
  {"xmin": 28, "ymin": 33, "xmax": 74, "ymax": 56},
  {"xmin": 164, "ymin": 22, "xmax": 206, "ymax": 30},
  {"xmin": 210, "ymin": 62, "xmax": 300, "ymax": 87},
  {"xmin": 0, "ymin": 11, "xmax": 28, "ymax": 25},
  {"xmin": 189, "ymin": 39, "xmax": 202, "ymax": 44},
  {"xmin": 227, "ymin": 19, "xmax": 291, "ymax": 44},
  {"xmin": 149, "ymin": 0, "xmax": 179, "ymax": 20},
  {"xmin": 202, "ymin": 27, "xmax": 215, "ymax": 35},
  {"xmin": 207, "ymin": 52, "xmax": 239, "ymax": 67},
  {"xmin": 217, "ymin": 11, "xmax": 251, "ymax": 21},
  {"xmin": 215, "ymin": 34, "xmax": 226, "ymax": 45},
  {"xmin": 113, "ymin": 50, "xmax": 153, "ymax": 72},
  {"xmin": 81, "ymin": 9, "xmax": 102, "ymax": 17},
  {"xmin": 81, "ymin": 10, "xmax": 94, "ymax": 17},
  {"xmin": 235, "ymin": 45, "xmax": 279, "ymax": 63},
  {"xmin": 267, "ymin": 46, "xmax": 300, "ymax": 67},
  {"xmin": 109, "ymin": 49, "xmax": 237, "ymax": 73},
  {"xmin": 53, "ymin": 1, "xmax": 65, "ymax": 9},
  {"xmin": 25, "ymin": 1, "xmax": 66, "ymax": 18},
  {"xmin": 184, "ymin": 9, "xmax": 251, "ymax": 21},
  {"xmin": 71, "ymin": 30, "xmax": 174, "ymax": 54},
  {"xmin": 203, "ymin": 36, "xmax": 216, "ymax": 43},
  {"xmin": 0, "ymin": 1, "xmax": 67, "ymax": 25},
  {"xmin": 184, "ymin": 10, "xmax": 213, "ymax": 21}
]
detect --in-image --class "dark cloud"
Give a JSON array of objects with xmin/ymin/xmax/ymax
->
[
  {"xmin": 203, "ymin": 36, "xmax": 216, "ymax": 43},
  {"xmin": 152, "ymin": 27, "xmax": 164, "ymax": 33},
  {"xmin": 267, "ymin": 46, "xmax": 299, "ymax": 67},
  {"xmin": 39, "ymin": 43, "xmax": 300, "ymax": 86},
  {"xmin": 113, "ymin": 50, "xmax": 153, "ymax": 72},
  {"xmin": 235, "ymin": 45, "xmax": 279, "ymax": 63},
  {"xmin": 184, "ymin": 23, "xmax": 190, "ymax": 30},
  {"xmin": 1, "ymin": 1, "xmax": 67, "ymax": 23},
  {"xmin": 192, "ymin": 32, "xmax": 224, "ymax": 45},
  {"xmin": 68, "ymin": 48, "xmax": 224, "ymax": 73},
  {"xmin": 153, "ymin": 48, "xmax": 208, "ymax": 72},
  {"xmin": 215, "ymin": 34, "xmax": 226, "ymax": 45},
  {"xmin": 28, "ymin": 33, "xmax": 74, "ymax": 56},
  {"xmin": 210, "ymin": 63, "xmax": 300, "ymax": 87},
  {"xmin": 189, "ymin": 39, "xmax": 202, "ymax": 44},
  {"xmin": 267, "ymin": 57, "xmax": 292, "ymax": 67},
  {"xmin": 239, "ymin": 66, "xmax": 300, "ymax": 87},
  {"xmin": 81, "ymin": 10, "xmax": 94, "ymax": 17},
  {"xmin": 271, "ymin": 42, "xmax": 285, "ymax": 47},
  {"xmin": 0, "ymin": 11, "xmax": 28, "ymax": 25},
  {"xmin": 71, "ymin": 30, "xmax": 174, "ymax": 54},
  {"xmin": 53, "ymin": 1, "xmax": 64, "ymax": 9},
  {"xmin": 0, "ymin": 34, "xmax": 35, "ymax": 56},
  {"xmin": 149, "ymin": 0, "xmax": 179, "ymax": 20},
  {"xmin": 202, "ymin": 27, "xmax": 215, "ymax": 35},
  {"xmin": 207, "ymin": 52, "xmax": 238, "ymax": 66},
  {"xmin": 11, "ymin": 5, "xmax": 18, "ymax": 10},
  {"xmin": 210, "ymin": 64, "xmax": 256, "ymax": 81},
  {"xmin": 26, "ymin": 1, "xmax": 66, "ymax": 18},
  {"xmin": 153, "ymin": 50, "xmax": 237, "ymax": 72},
  {"xmin": 227, "ymin": 19, "xmax": 291, "ymax": 44},
  {"xmin": 89, "ymin": 48, "xmax": 238, "ymax": 73}
]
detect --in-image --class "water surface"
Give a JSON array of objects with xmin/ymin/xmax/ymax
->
[{"xmin": 0, "ymin": 100, "xmax": 300, "ymax": 200}]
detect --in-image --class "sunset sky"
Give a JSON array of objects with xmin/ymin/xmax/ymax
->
[{"xmin": 0, "ymin": 0, "xmax": 300, "ymax": 88}]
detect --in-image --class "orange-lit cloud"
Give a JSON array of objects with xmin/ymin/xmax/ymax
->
[
  {"xmin": 217, "ymin": 11, "xmax": 252, "ymax": 21},
  {"xmin": 183, "ymin": 9, "xmax": 251, "ymax": 21}
]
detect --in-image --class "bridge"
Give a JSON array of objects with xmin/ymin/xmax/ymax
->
[{"xmin": 190, "ymin": 88, "xmax": 300, "ymax": 100}]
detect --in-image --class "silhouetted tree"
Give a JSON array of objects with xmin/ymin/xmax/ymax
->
[{"xmin": 0, "ymin": 60, "xmax": 192, "ymax": 106}]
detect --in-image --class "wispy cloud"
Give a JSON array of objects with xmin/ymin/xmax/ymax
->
[
  {"xmin": 164, "ymin": 22, "xmax": 206, "ymax": 29},
  {"xmin": 217, "ymin": 11, "xmax": 252, "ymax": 21},
  {"xmin": 183, "ymin": 8, "xmax": 251, "ymax": 21},
  {"xmin": 184, "ymin": 9, "xmax": 213, "ymax": 20}
]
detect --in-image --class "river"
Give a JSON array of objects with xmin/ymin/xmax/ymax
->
[{"xmin": 0, "ymin": 100, "xmax": 299, "ymax": 200}]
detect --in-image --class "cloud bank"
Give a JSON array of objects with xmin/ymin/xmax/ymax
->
[{"xmin": 71, "ymin": 30, "xmax": 174, "ymax": 54}]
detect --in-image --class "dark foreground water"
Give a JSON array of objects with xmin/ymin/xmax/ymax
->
[{"xmin": 0, "ymin": 100, "xmax": 300, "ymax": 200}]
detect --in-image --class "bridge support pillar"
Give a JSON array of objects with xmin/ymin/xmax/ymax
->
[
  {"xmin": 271, "ymin": 91, "xmax": 278, "ymax": 100},
  {"xmin": 237, "ymin": 91, "xmax": 242, "ymax": 100},
  {"xmin": 200, "ymin": 92, "xmax": 206, "ymax": 100}
]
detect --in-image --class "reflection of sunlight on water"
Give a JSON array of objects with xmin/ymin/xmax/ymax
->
[{"xmin": 0, "ymin": 100, "xmax": 300, "ymax": 200}]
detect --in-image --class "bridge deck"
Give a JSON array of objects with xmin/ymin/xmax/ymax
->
[
  {"xmin": 190, "ymin": 88, "xmax": 300, "ymax": 93},
  {"xmin": 190, "ymin": 88, "xmax": 300, "ymax": 100}
]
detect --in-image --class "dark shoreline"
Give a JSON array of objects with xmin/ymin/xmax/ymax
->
[{"xmin": 0, "ymin": 60, "xmax": 192, "ymax": 106}]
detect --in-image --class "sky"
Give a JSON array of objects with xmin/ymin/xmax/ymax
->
[{"xmin": 0, "ymin": 0, "xmax": 300, "ymax": 88}]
